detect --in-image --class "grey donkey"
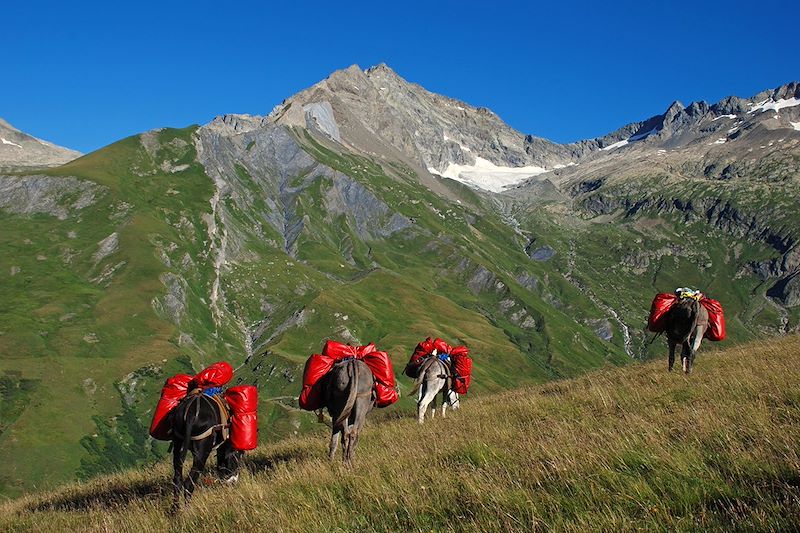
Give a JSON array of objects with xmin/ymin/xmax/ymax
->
[
  {"xmin": 325, "ymin": 358, "xmax": 375, "ymax": 464},
  {"xmin": 411, "ymin": 356, "xmax": 460, "ymax": 424},
  {"xmin": 666, "ymin": 297, "xmax": 709, "ymax": 374}
]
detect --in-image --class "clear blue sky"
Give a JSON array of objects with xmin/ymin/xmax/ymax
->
[{"xmin": 2, "ymin": 0, "xmax": 797, "ymax": 153}]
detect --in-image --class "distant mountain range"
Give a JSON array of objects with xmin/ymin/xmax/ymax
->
[{"xmin": 1, "ymin": 65, "xmax": 798, "ymax": 497}]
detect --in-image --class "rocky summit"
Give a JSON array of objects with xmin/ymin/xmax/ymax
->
[{"xmin": 1, "ymin": 65, "xmax": 799, "ymax": 496}]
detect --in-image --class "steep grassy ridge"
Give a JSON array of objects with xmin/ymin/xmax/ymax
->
[
  {"xmin": 0, "ymin": 128, "xmax": 236, "ymax": 496},
  {"xmin": 3, "ymin": 336, "xmax": 798, "ymax": 532}
]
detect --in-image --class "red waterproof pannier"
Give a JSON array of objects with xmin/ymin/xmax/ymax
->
[
  {"xmin": 433, "ymin": 338, "xmax": 452, "ymax": 355},
  {"xmin": 647, "ymin": 293, "xmax": 678, "ymax": 333},
  {"xmin": 298, "ymin": 353, "xmax": 335, "ymax": 411},
  {"xmin": 191, "ymin": 361, "xmax": 233, "ymax": 389},
  {"xmin": 149, "ymin": 373, "xmax": 193, "ymax": 440},
  {"xmin": 224, "ymin": 385, "xmax": 258, "ymax": 451},
  {"xmin": 450, "ymin": 345, "xmax": 472, "ymax": 394},
  {"xmin": 701, "ymin": 298, "xmax": 726, "ymax": 341},
  {"xmin": 362, "ymin": 350, "xmax": 399, "ymax": 407},
  {"xmin": 404, "ymin": 337, "xmax": 435, "ymax": 378},
  {"xmin": 452, "ymin": 355, "xmax": 472, "ymax": 395}
]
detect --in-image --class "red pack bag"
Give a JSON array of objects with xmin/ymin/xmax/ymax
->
[
  {"xmin": 298, "ymin": 353, "xmax": 335, "ymax": 411},
  {"xmin": 191, "ymin": 361, "xmax": 233, "ymax": 389},
  {"xmin": 355, "ymin": 343, "xmax": 376, "ymax": 357},
  {"xmin": 451, "ymin": 353, "xmax": 473, "ymax": 394},
  {"xmin": 224, "ymin": 385, "xmax": 258, "ymax": 451},
  {"xmin": 149, "ymin": 373, "xmax": 193, "ymax": 440},
  {"xmin": 647, "ymin": 293, "xmax": 678, "ymax": 333},
  {"xmin": 321, "ymin": 340, "xmax": 357, "ymax": 359},
  {"xmin": 361, "ymin": 350, "xmax": 399, "ymax": 408},
  {"xmin": 404, "ymin": 337, "xmax": 435, "ymax": 378},
  {"xmin": 701, "ymin": 298, "xmax": 726, "ymax": 341},
  {"xmin": 450, "ymin": 345, "xmax": 469, "ymax": 357},
  {"xmin": 433, "ymin": 338, "xmax": 452, "ymax": 355}
]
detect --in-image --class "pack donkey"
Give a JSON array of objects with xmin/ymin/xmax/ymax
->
[
  {"xmin": 666, "ymin": 297, "xmax": 709, "ymax": 374},
  {"xmin": 170, "ymin": 390, "xmax": 241, "ymax": 510},
  {"xmin": 411, "ymin": 354, "xmax": 460, "ymax": 424},
  {"xmin": 325, "ymin": 358, "xmax": 375, "ymax": 464}
]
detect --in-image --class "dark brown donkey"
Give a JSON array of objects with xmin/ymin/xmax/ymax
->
[
  {"xmin": 170, "ymin": 390, "xmax": 241, "ymax": 511},
  {"xmin": 325, "ymin": 358, "xmax": 375, "ymax": 464},
  {"xmin": 666, "ymin": 297, "xmax": 709, "ymax": 374}
]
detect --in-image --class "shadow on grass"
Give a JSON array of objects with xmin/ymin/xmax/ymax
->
[
  {"xmin": 25, "ymin": 478, "xmax": 168, "ymax": 513},
  {"xmin": 243, "ymin": 448, "xmax": 313, "ymax": 474},
  {"xmin": 24, "ymin": 447, "xmax": 318, "ymax": 514}
]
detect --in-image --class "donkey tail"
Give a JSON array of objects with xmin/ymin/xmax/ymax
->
[
  {"xmin": 409, "ymin": 373, "xmax": 424, "ymax": 396},
  {"xmin": 180, "ymin": 394, "xmax": 197, "ymax": 452},
  {"xmin": 334, "ymin": 359, "xmax": 359, "ymax": 429}
]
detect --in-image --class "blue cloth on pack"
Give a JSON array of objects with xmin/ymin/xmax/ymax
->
[
  {"xmin": 438, "ymin": 353, "xmax": 450, "ymax": 362},
  {"xmin": 203, "ymin": 386, "xmax": 223, "ymax": 396}
]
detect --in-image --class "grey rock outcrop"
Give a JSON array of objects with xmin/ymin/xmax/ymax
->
[{"xmin": 0, "ymin": 175, "xmax": 103, "ymax": 219}]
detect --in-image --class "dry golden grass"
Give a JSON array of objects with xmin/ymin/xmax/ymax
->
[{"xmin": 3, "ymin": 336, "xmax": 800, "ymax": 532}]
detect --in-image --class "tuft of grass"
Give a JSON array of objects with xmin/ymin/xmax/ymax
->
[{"xmin": 2, "ymin": 335, "xmax": 799, "ymax": 532}]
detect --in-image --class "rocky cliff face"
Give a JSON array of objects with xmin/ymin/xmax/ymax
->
[{"xmin": 0, "ymin": 118, "xmax": 81, "ymax": 169}]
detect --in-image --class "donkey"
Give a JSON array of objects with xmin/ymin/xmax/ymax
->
[
  {"xmin": 412, "ymin": 356, "xmax": 460, "ymax": 424},
  {"xmin": 170, "ymin": 390, "xmax": 241, "ymax": 511},
  {"xmin": 666, "ymin": 297, "xmax": 709, "ymax": 374},
  {"xmin": 325, "ymin": 358, "xmax": 375, "ymax": 464}
]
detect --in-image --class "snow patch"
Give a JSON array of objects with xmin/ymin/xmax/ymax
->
[
  {"xmin": 709, "ymin": 138, "xmax": 727, "ymax": 145},
  {"xmin": 791, "ymin": 122, "xmax": 800, "ymax": 131},
  {"xmin": 712, "ymin": 114, "xmax": 737, "ymax": 121},
  {"xmin": 601, "ymin": 139, "xmax": 629, "ymax": 151},
  {"xmin": 429, "ymin": 157, "xmax": 547, "ymax": 193},
  {"xmin": 629, "ymin": 127, "xmax": 658, "ymax": 141},
  {"xmin": 601, "ymin": 127, "xmax": 658, "ymax": 151},
  {"xmin": 1, "ymin": 137, "xmax": 23, "ymax": 148},
  {"xmin": 748, "ymin": 97, "xmax": 800, "ymax": 114}
]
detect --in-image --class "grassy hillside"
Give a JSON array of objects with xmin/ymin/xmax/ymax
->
[{"xmin": 3, "ymin": 336, "xmax": 798, "ymax": 532}]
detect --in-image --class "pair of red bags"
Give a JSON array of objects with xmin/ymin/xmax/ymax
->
[
  {"xmin": 149, "ymin": 361, "xmax": 258, "ymax": 451},
  {"xmin": 299, "ymin": 340, "xmax": 399, "ymax": 411},
  {"xmin": 647, "ymin": 293, "xmax": 726, "ymax": 341},
  {"xmin": 405, "ymin": 337, "xmax": 473, "ymax": 394}
]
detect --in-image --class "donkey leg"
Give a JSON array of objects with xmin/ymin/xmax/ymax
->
[
  {"xmin": 681, "ymin": 343, "xmax": 691, "ymax": 374},
  {"xmin": 329, "ymin": 428, "xmax": 342, "ymax": 461},
  {"xmin": 216, "ymin": 440, "xmax": 241, "ymax": 483},
  {"xmin": 668, "ymin": 342, "xmax": 676, "ymax": 372},
  {"xmin": 184, "ymin": 442, "xmax": 211, "ymax": 502},
  {"xmin": 342, "ymin": 425, "xmax": 354, "ymax": 465},
  {"xmin": 440, "ymin": 389, "xmax": 449, "ymax": 419},
  {"xmin": 687, "ymin": 326, "xmax": 704, "ymax": 374},
  {"xmin": 417, "ymin": 382, "xmax": 434, "ymax": 424},
  {"xmin": 171, "ymin": 440, "xmax": 186, "ymax": 513}
]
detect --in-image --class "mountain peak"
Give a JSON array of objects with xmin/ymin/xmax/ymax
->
[{"xmin": 365, "ymin": 63, "xmax": 398, "ymax": 76}]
